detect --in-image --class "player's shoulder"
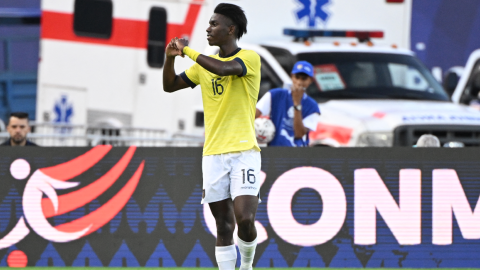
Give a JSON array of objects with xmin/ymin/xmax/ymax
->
[{"xmin": 238, "ymin": 49, "xmax": 260, "ymax": 60}]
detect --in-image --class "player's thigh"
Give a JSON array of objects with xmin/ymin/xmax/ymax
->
[
  {"xmin": 209, "ymin": 198, "xmax": 235, "ymax": 228},
  {"xmin": 202, "ymin": 154, "xmax": 230, "ymax": 204},
  {"xmin": 230, "ymin": 149, "xmax": 261, "ymax": 200}
]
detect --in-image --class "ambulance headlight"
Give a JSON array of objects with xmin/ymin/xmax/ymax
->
[{"xmin": 357, "ymin": 132, "xmax": 393, "ymax": 147}]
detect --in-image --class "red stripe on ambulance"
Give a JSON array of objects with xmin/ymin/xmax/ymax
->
[{"xmin": 41, "ymin": 1, "xmax": 203, "ymax": 49}]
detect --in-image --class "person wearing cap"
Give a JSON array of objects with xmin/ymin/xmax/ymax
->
[{"xmin": 255, "ymin": 61, "xmax": 320, "ymax": 146}]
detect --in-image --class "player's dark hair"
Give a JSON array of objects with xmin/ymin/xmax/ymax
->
[
  {"xmin": 10, "ymin": 112, "xmax": 29, "ymax": 120},
  {"xmin": 214, "ymin": 3, "xmax": 247, "ymax": 40}
]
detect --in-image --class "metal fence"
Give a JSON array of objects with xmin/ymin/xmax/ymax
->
[{"xmin": 0, "ymin": 123, "xmax": 204, "ymax": 146}]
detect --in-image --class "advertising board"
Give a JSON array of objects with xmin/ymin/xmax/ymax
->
[{"xmin": 1, "ymin": 147, "xmax": 480, "ymax": 267}]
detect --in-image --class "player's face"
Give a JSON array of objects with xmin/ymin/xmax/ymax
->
[
  {"xmin": 7, "ymin": 117, "xmax": 29, "ymax": 144},
  {"xmin": 206, "ymin": 14, "xmax": 234, "ymax": 46},
  {"xmin": 291, "ymin": 73, "xmax": 313, "ymax": 89}
]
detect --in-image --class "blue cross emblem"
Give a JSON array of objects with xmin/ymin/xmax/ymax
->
[
  {"xmin": 54, "ymin": 95, "xmax": 73, "ymax": 124},
  {"xmin": 295, "ymin": 0, "xmax": 330, "ymax": 27}
]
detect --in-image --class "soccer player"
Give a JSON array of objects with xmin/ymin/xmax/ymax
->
[{"xmin": 163, "ymin": 3, "xmax": 261, "ymax": 270}]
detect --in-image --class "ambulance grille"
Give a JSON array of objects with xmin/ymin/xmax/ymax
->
[{"xmin": 393, "ymin": 125, "xmax": 480, "ymax": 147}]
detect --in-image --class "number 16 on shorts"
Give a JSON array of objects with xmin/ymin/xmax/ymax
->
[
  {"xmin": 242, "ymin": 169, "xmax": 256, "ymax": 184},
  {"xmin": 234, "ymin": 167, "xmax": 260, "ymax": 199}
]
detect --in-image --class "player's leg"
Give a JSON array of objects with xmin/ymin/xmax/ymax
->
[
  {"xmin": 230, "ymin": 149, "xmax": 261, "ymax": 270},
  {"xmin": 209, "ymin": 199, "xmax": 237, "ymax": 270},
  {"xmin": 203, "ymin": 154, "xmax": 237, "ymax": 270},
  {"xmin": 234, "ymin": 195, "xmax": 258, "ymax": 241},
  {"xmin": 234, "ymin": 195, "xmax": 259, "ymax": 270},
  {"xmin": 209, "ymin": 199, "xmax": 236, "ymax": 245}
]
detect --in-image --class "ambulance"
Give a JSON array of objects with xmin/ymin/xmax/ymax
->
[{"xmin": 37, "ymin": 0, "xmax": 480, "ymax": 146}]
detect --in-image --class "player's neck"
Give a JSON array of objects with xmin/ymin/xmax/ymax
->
[{"xmin": 218, "ymin": 41, "xmax": 239, "ymax": 58}]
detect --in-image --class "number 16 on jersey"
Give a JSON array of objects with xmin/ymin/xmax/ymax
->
[{"xmin": 211, "ymin": 78, "xmax": 224, "ymax": 95}]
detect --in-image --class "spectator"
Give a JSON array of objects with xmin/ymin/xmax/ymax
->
[
  {"xmin": 256, "ymin": 61, "xmax": 320, "ymax": 146},
  {"xmin": 1, "ymin": 112, "xmax": 38, "ymax": 146},
  {"xmin": 415, "ymin": 134, "xmax": 440, "ymax": 147}
]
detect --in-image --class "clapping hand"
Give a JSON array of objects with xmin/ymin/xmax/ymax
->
[
  {"xmin": 166, "ymin": 38, "xmax": 185, "ymax": 58},
  {"xmin": 174, "ymin": 38, "xmax": 189, "ymax": 54}
]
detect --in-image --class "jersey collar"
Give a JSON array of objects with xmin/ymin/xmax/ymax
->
[{"xmin": 218, "ymin": 48, "xmax": 242, "ymax": 58}]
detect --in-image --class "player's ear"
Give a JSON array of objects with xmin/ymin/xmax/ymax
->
[{"xmin": 228, "ymin": 24, "xmax": 236, "ymax": 36}]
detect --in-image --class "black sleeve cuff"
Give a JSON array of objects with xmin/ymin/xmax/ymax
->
[
  {"xmin": 180, "ymin": 72, "xmax": 197, "ymax": 88},
  {"xmin": 234, "ymin": 58, "xmax": 247, "ymax": 77}
]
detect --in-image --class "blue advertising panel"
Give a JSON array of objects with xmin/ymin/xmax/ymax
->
[
  {"xmin": 0, "ymin": 147, "xmax": 480, "ymax": 267},
  {"xmin": 411, "ymin": 0, "xmax": 480, "ymax": 71}
]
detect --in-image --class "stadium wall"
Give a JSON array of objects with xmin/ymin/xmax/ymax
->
[{"xmin": 0, "ymin": 147, "xmax": 479, "ymax": 267}]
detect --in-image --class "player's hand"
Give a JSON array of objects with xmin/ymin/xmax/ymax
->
[
  {"xmin": 175, "ymin": 38, "xmax": 189, "ymax": 55},
  {"xmin": 291, "ymin": 84, "xmax": 305, "ymax": 106},
  {"xmin": 166, "ymin": 38, "xmax": 183, "ymax": 58}
]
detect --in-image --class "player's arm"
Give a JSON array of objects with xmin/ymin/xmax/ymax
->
[
  {"xmin": 163, "ymin": 39, "xmax": 190, "ymax": 93},
  {"xmin": 175, "ymin": 39, "xmax": 244, "ymax": 77},
  {"xmin": 195, "ymin": 54, "xmax": 243, "ymax": 76}
]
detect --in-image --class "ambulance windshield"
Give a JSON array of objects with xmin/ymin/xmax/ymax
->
[{"xmin": 295, "ymin": 52, "xmax": 449, "ymax": 102}]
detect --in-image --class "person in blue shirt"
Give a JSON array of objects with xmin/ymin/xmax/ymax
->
[{"xmin": 255, "ymin": 61, "xmax": 320, "ymax": 146}]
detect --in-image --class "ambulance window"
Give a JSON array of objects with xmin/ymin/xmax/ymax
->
[
  {"xmin": 74, "ymin": 0, "xmax": 113, "ymax": 39},
  {"xmin": 148, "ymin": 7, "xmax": 167, "ymax": 68},
  {"xmin": 259, "ymin": 58, "xmax": 282, "ymax": 99}
]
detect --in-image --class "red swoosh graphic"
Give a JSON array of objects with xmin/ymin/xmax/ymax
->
[
  {"xmin": 42, "ymin": 146, "xmax": 137, "ymax": 218},
  {"xmin": 55, "ymin": 160, "xmax": 145, "ymax": 234},
  {"xmin": 40, "ymin": 145, "xmax": 112, "ymax": 181}
]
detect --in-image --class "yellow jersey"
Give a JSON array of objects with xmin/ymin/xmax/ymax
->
[{"xmin": 180, "ymin": 48, "xmax": 261, "ymax": 156}]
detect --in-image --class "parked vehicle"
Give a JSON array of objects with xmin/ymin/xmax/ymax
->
[{"xmin": 36, "ymin": 0, "xmax": 480, "ymax": 146}]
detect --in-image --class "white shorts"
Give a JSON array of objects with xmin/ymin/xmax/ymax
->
[{"xmin": 201, "ymin": 149, "xmax": 261, "ymax": 204}]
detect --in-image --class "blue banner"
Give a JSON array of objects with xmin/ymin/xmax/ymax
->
[{"xmin": 0, "ymin": 147, "xmax": 480, "ymax": 267}]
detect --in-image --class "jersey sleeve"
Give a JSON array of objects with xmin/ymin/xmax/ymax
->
[
  {"xmin": 180, "ymin": 63, "xmax": 201, "ymax": 88},
  {"xmin": 233, "ymin": 50, "xmax": 261, "ymax": 78},
  {"xmin": 256, "ymin": 92, "xmax": 272, "ymax": 116}
]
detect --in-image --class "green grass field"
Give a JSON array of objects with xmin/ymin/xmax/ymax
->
[{"xmin": 15, "ymin": 267, "xmax": 479, "ymax": 270}]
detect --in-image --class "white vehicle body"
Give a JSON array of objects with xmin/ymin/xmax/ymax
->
[
  {"xmin": 251, "ymin": 40, "xmax": 480, "ymax": 147},
  {"xmin": 37, "ymin": 0, "xmax": 412, "ymax": 135},
  {"xmin": 38, "ymin": 0, "xmax": 480, "ymax": 147}
]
